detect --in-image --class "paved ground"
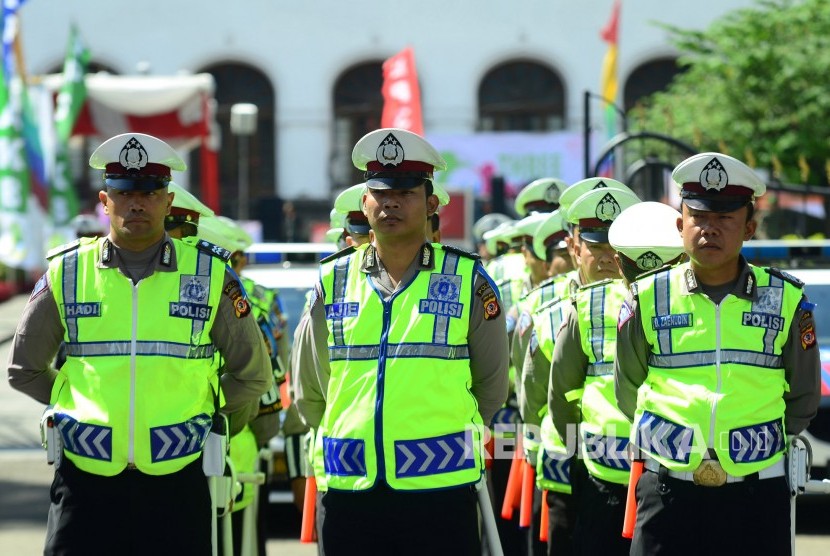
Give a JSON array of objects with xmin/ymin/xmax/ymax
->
[{"xmin": 1, "ymin": 291, "xmax": 830, "ymax": 555}]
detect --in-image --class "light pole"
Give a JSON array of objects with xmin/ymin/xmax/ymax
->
[{"xmin": 230, "ymin": 103, "xmax": 259, "ymax": 220}]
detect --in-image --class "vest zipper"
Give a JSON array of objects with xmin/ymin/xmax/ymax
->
[
  {"xmin": 375, "ymin": 300, "xmax": 392, "ymax": 482},
  {"xmin": 709, "ymin": 300, "xmax": 723, "ymax": 449},
  {"xmin": 128, "ymin": 282, "xmax": 139, "ymax": 464}
]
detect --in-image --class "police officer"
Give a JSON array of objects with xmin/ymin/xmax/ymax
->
[
  {"xmin": 164, "ymin": 180, "xmax": 215, "ymax": 239},
  {"xmin": 6, "ymin": 133, "xmax": 271, "ymax": 556},
  {"xmin": 548, "ymin": 186, "xmax": 640, "ymax": 555},
  {"xmin": 294, "ymin": 127, "xmax": 509, "ymax": 555},
  {"xmin": 472, "ymin": 213, "xmax": 513, "ymax": 262},
  {"xmin": 615, "ymin": 152, "xmax": 821, "ymax": 556}
]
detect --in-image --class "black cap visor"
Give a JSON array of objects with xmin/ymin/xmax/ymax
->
[
  {"xmin": 578, "ymin": 228, "xmax": 610, "ymax": 243},
  {"xmin": 681, "ymin": 193, "xmax": 750, "ymax": 214},
  {"xmin": 366, "ymin": 176, "xmax": 431, "ymax": 190},
  {"xmin": 105, "ymin": 176, "xmax": 170, "ymax": 191},
  {"xmin": 345, "ymin": 219, "xmax": 371, "ymax": 235}
]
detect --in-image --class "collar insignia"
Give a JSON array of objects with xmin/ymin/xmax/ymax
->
[
  {"xmin": 161, "ymin": 242, "xmax": 172, "ymax": 266},
  {"xmin": 684, "ymin": 268, "xmax": 698, "ymax": 291},
  {"xmin": 102, "ymin": 239, "xmax": 112, "ymax": 263}
]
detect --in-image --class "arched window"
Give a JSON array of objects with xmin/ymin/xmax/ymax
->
[
  {"xmin": 623, "ymin": 58, "xmax": 683, "ymax": 111},
  {"xmin": 331, "ymin": 61, "xmax": 384, "ymax": 191},
  {"xmin": 478, "ymin": 60, "xmax": 566, "ymax": 131},
  {"xmin": 192, "ymin": 62, "xmax": 275, "ymax": 219}
]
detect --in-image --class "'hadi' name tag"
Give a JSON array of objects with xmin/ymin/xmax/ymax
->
[{"xmin": 63, "ymin": 302, "xmax": 101, "ymax": 318}]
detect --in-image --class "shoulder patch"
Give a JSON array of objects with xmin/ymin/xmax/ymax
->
[
  {"xmin": 46, "ymin": 238, "xmax": 83, "ymax": 260},
  {"xmin": 767, "ymin": 267, "xmax": 804, "ymax": 288},
  {"xmin": 442, "ymin": 244, "xmax": 480, "ymax": 260},
  {"xmin": 195, "ymin": 239, "xmax": 232, "ymax": 262},
  {"xmin": 319, "ymin": 246, "xmax": 355, "ymax": 264}
]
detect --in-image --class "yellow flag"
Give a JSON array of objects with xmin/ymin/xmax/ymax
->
[{"xmin": 798, "ymin": 155, "xmax": 810, "ymax": 183}]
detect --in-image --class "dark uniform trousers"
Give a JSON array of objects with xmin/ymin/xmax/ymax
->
[
  {"xmin": 545, "ymin": 489, "xmax": 576, "ymax": 556},
  {"xmin": 320, "ymin": 480, "xmax": 480, "ymax": 556},
  {"xmin": 45, "ymin": 457, "xmax": 211, "ymax": 556},
  {"xmin": 570, "ymin": 458, "xmax": 630, "ymax": 555},
  {"xmin": 631, "ymin": 468, "xmax": 791, "ymax": 556}
]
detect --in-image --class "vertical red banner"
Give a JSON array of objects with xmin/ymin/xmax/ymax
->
[{"xmin": 381, "ymin": 47, "xmax": 424, "ymax": 136}]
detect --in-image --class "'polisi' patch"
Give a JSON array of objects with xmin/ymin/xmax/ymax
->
[
  {"xmin": 651, "ymin": 313, "xmax": 692, "ymax": 330},
  {"xmin": 64, "ymin": 302, "xmax": 101, "ymax": 318},
  {"xmin": 742, "ymin": 312, "xmax": 785, "ymax": 331},
  {"xmin": 169, "ymin": 302, "xmax": 213, "ymax": 321},
  {"xmin": 325, "ymin": 302, "xmax": 359, "ymax": 319},
  {"xmin": 420, "ymin": 273, "xmax": 463, "ymax": 318}
]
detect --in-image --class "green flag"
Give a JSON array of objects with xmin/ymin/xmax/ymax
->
[
  {"xmin": 51, "ymin": 25, "xmax": 89, "ymax": 227},
  {"xmin": 0, "ymin": 58, "xmax": 34, "ymax": 268}
]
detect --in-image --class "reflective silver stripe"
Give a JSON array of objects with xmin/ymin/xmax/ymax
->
[
  {"xmin": 589, "ymin": 286, "xmax": 605, "ymax": 363},
  {"xmin": 65, "ymin": 341, "xmax": 215, "ymax": 359},
  {"xmin": 433, "ymin": 252, "xmax": 459, "ymax": 345},
  {"xmin": 648, "ymin": 349, "xmax": 783, "ymax": 369},
  {"xmin": 332, "ymin": 257, "xmax": 350, "ymax": 346},
  {"xmin": 762, "ymin": 275, "xmax": 783, "ymax": 355},
  {"xmin": 64, "ymin": 250, "xmax": 79, "ymax": 343},
  {"xmin": 189, "ymin": 250, "xmax": 213, "ymax": 342},
  {"xmin": 654, "ymin": 271, "xmax": 672, "ymax": 354},
  {"xmin": 329, "ymin": 343, "xmax": 470, "ymax": 361},
  {"xmin": 586, "ymin": 362, "xmax": 614, "ymax": 376}
]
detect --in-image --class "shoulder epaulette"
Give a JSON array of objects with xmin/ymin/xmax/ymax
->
[
  {"xmin": 767, "ymin": 267, "xmax": 804, "ymax": 288},
  {"xmin": 633, "ymin": 263, "xmax": 674, "ymax": 281},
  {"xmin": 195, "ymin": 239, "xmax": 231, "ymax": 262},
  {"xmin": 320, "ymin": 245, "xmax": 355, "ymax": 264},
  {"xmin": 442, "ymin": 244, "xmax": 480, "ymax": 260},
  {"xmin": 524, "ymin": 276, "xmax": 557, "ymax": 298},
  {"xmin": 46, "ymin": 238, "xmax": 84, "ymax": 260},
  {"xmin": 578, "ymin": 278, "xmax": 614, "ymax": 291}
]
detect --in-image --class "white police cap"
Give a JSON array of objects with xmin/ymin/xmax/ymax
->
[
  {"xmin": 566, "ymin": 187, "xmax": 641, "ymax": 243},
  {"xmin": 472, "ymin": 213, "xmax": 512, "ymax": 243},
  {"xmin": 325, "ymin": 227, "xmax": 346, "ymax": 243},
  {"xmin": 482, "ymin": 220, "xmax": 517, "ymax": 256},
  {"xmin": 329, "ymin": 208, "xmax": 346, "ymax": 229},
  {"xmin": 672, "ymin": 152, "xmax": 765, "ymax": 213},
  {"xmin": 197, "ymin": 215, "xmax": 252, "ymax": 253},
  {"xmin": 513, "ymin": 212, "xmax": 549, "ymax": 242},
  {"xmin": 558, "ymin": 178, "xmax": 634, "ymax": 220},
  {"xmin": 71, "ymin": 213, "xmax": 107, "ymax": 237},
  {"xmin": 334, "ymin": 183, "xmax": 371, "ymax": 235},
  {"xmin": 609, "ymin": 202, "xmax": 684, "ymax": 272},
  {"xmin": 352, "ymin": 128, "xmax": 447, "ymax": 190},
  {"xmin": 514, "ymin": 177, "xmax": 567, "ymax": 217},
  {"xmin": 90, "ymin": 133, "xmax": 186, "ymax": 191},
  {"xmin": 166, "ymin": 181, "xmax": 214, "ymax": 231},
  {"xmin": 532, "ymin": 210, "xmax": 568, "ymax": 261},
  {"xmin": 432, "ymin": 182, "xmax": 450, "ymax": 207}
]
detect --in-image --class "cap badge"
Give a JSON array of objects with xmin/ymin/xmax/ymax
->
[
  {"xmin": 636, "ymin": 251, "xmax": 663, "ymax": 271},
  {"xmin": 544, "ymin": 184, "xmax": 560, "ymax": 203},
  {"xmin": 376, "ymin": 132, "xmax": 405, "ymax": 167},
  {"xmin": 593, "ymin": 180, "xmax": 608, "ymax": 189},
  {"xmin": 119, "ymin": 137, "xmax": 149, "ymax": 171},
  {"xmin": 699, "ymin": 157, "xmax": 728, "ymax": 191},
  {"xmin": 595, "ymin": 193, "xmax": 622, "ymax": 221}
]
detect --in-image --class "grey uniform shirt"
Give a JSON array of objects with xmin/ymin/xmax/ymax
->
[
  {"xmin": 7, "ymin": 236, "xmax": 271, "ymax": 431},
  {"xmin": 614, "ymin": 261, "xmax": 821, "ymax": 435},
  {"xmin": 294, "ymin": 243, "xmax": 509, "ymax": 429}
]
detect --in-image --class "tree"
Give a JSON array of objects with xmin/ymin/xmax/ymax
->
[{"xmin": 633, "ymin": 0, "xmax": 830, "ymax": 187}]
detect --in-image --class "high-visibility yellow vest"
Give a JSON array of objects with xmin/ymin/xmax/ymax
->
[
  {"xmin": 48, "ymin": 237, "xmax": 226, "ymax": 476},
  {"xmin": 573, "ymin": 279, "xmax": 631, "ymax": 485},
  {"xmin": 519, "ymin": 269, "xmax": 578, "ymax": 317},
  {"xmin": 528, "ymin": 295, "xmax": 573, "ymax": 493},
  {"xmin": 634, "ymin": 263, "xmax": 799, "ymax": 476},
  {"xmin": 316, "ymin": 243, "xmax": 485, "ymax": 491}
]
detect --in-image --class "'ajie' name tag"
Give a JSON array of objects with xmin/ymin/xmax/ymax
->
[{"xmin": 325, "ymin": 302, "xmax": 359, "ymax": 319}]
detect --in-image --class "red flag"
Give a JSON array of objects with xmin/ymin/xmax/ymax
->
[{"xmin": 381, "ymin": 47, "xmax": 424, "ymax": 136}]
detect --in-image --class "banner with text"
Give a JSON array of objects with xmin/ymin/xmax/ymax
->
[{"xmin": 425, "ymin": 131, "xmax": 597, "ymax": 198}]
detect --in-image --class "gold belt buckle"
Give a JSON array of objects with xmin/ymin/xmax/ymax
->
[{"xmin": 692, "ymin": 459, "xmax": 727, "ymax": 487}]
